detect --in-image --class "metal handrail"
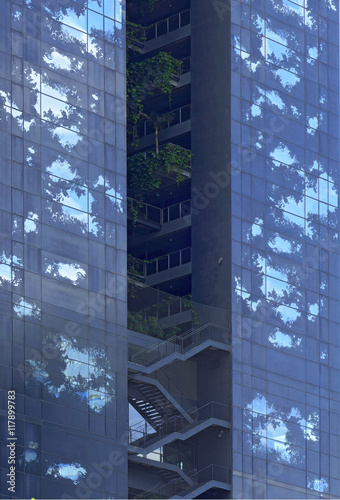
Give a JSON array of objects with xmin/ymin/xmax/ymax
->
[
  {"xmin": 127, "ymin": 197, "xmax": 191, "ymax": 225},
  {"xmin": 132, "ymin": 143, "xmax": 192, "ymax": 171},
  {"xmin": 133, "ymin": 466, "xmax": 197, "ymax": 500},
  {"xmin": 130, "ymin": 247, "xmax": 191, "ymax": 277},
  {"xmin": 135, "ymin": 446, "xmax": 195, "ymax": 476},
  {"xmin": 162, "ymin": 199, "xmax": 191, "ymax": 223},
  {"xmin": 133, "ymin": 463, "xmax": 230, "ymax": 499},
  {"xmin": 127, "ymin": 295, "xmax": 193, "ymax": 327},
  {"xmin": 130, "ymin": 368, "xmax": 196, "ymax": 416},
  {"xmin": 137, "ymin": 105, "xmax": 191, "ymax": 139},
  {"xmin": 129, "ymin": 401, "xmax": 230, "ymax": 448},
  {"xmin": 156, "ymin": 368, "xmax": 196, "ymax": 412},
  {"xmin": 146, "ymin": 9, "xmax": 191, "ymax": 41},
  {"xmin": 130, "ymin": 323, "xmax": 230, "ymax": 367},
  {"xmin": 196, "ymin": 463, "xmax": 231, "ymax": 484},
  {"xmin": 127, "ymin": 198, "xmax": 162, "ymax": 224}
]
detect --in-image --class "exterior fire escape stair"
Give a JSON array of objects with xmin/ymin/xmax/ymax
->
[
  {"xmin": 128, "ymin": 402, "xmax": 231, "ymax": 455},
  {"xmin": 174, "ymin": 479, "xmax": 231, "ymax": 499},
  {"xmin": 128, "ymin": 452, "xmax": 196, "ymax": 494},
  {"xmin": 132, "ymin": 464, "xmax": 231, "ymax": 499},
  {"xmin": 129, "ymin": 380, "xmax": 180, "ymax": 429},
  {"xmin": 128, "ymin": 370, "xmax": 195, "ymax": 430},
  {"xmin": 128, "ymin": 323, "xmax": 230, "ymax": 374}
]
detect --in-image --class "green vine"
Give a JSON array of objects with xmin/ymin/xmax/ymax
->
[
  {"xmin": 128, "ymin": 51, "xmax": 182, "ymax": 102},
  {"xmin": 126, "ymin": 8, "xmax": 195, "ymax": 340},
  {"xmin": 128, "ymin": 144, "xmax": 192, "ymax": 202},
  {"xmin": 127, "ymin": 52, "xmax": 182, "ymax": 141},
  {"xmin": 138, "ymin": 0, "xmax": 156, "ymax": 16},
  {"xmin": 127, "ymin": 280, "xmax": 199, "ymax": 338},
  {"xmin": 128, "ymin": 253, "xmax": 161, "ymax": 279},
  {"xmin": 128, "ymin": 312, "xmax": 179, "ymax": 339},
  {"xmin": 126, "ymin": 21, "xmax": 147, "ymax": 47}
]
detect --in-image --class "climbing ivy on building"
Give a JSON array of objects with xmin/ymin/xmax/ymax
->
[
  {"xmin": 127, "ymin": 52, "xmax": 182, "ymax": 142},
  {"xmin": 128, "ymin": 143, "xmax": 192, "ymax": 202}
]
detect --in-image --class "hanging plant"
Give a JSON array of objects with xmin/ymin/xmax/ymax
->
[
  {"xmin": 127, "ymin": 312, "xmax": 180, "ymax": 339},
  {"xmin": 128, "ymin": 143, "xmax": 192, "ymax": 202},
  {"xmin": 127, "ymin": 291, "xmax": 198, "ymax": 339},
  {"xmin": 126, "ymin": 20, "xmax": 147, "ymax": 48},
  {"xmin": 138, "ymin": 0, "xmax": 156, "ymax": 15},
  {"xmin": 127, "ymin": 52, "xmax": 182, "ymax": 142}
]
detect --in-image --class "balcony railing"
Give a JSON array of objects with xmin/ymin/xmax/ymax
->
[
  {"xmin": 163, "ymin": 200, "xmax": 191, "ymax": 223},
  {"xmin": 146, "ymin": 9, "xmax": 191, "ymax": 41},
  {"xmin": 136, "ymin": 105, "xmax": 191, "ymax": 139},
  {"xmin": 127, "ymin": 198, "xmax": 162, "ymax": 225},
  {"xmin": 180, "ymin": 56, "xmax": 191, "ymax": 75},
  {"xmin": 127, "ymin": 198, "xmax": 191, "ymax": 226},
  {"xmin": 127, "ymin": 296, "xmax": 193, "ymax": 330},
  {"xmin": 130, "ymin": 247, "xmax": 191, "ymax": 279},
  {"xmin": 129, "ymin": 144, "xmax": 192, "ymax": 173}
]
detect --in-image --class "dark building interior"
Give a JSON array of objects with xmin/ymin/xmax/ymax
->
[{"xmin": 126, "ymin": 0, "xmax": 233, "ymax": 497}]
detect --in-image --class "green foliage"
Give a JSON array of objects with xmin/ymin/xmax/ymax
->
[
  {"xmin": 127, "ymin": 52, "xmax": 182, "ymax": 140},
  {"xmin": 126, "ymin": 21, "xmax": 147, "ymax": 46},
  {"xmin": 128, "ymin": 143, "xmax": 192, "ymax": 200},
  {"xmin": 137, "ymin": 0, "xmax": 156, "ymax": 16},
  {"xmin": 128, "ymin": 51, "xmax": 182, "ymax": 102},
  {"xmin": 126, "ymin": 198, "xmax": 147, "ymax": 226},
  {"xmin": 128, "ymin": 312, "xmax": 180, "ymax": 339},
  {"xmin": 128, "ymin": 280, "xmax": 199, "ymax": 339}
]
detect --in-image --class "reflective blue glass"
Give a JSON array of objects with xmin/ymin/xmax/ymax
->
[
  {"xmin": 231, "ymin": 0, "xmax": 339, "ymax": 497},
  {"xmin": 0, "ymin": 0, "xmax": 127, "ymax": 497}
]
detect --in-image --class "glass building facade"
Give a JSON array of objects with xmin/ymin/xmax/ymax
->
[
  {"xmin": 0, "ymin": 0, "xmax": 340, "ymax": 497},
  {"xmin": 0, "ymin": 0, "xmax": 127, "ymax": 498},
  {"xmin": 231, "ymin": 0, "xmax": 340, "ymax": 497}
]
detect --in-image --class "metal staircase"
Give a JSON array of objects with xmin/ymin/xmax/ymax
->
[
  {"xmin": 129, "ymin": 401, "xmax": 231, "ymax": 454},
  {"xmin": 128, "ymin": 323, "xmax": 232, "ymax": 498},
  {"xmin": 128, "ymin": 323, "xmax": 230, "ymax": 374},
  {"xmin": 129, "ymin": 366, "xmax": 196, "ymax": 429},
  {"xmin": 132, "ymin": 464, "xmax": 231, "ymax": 499},
  {"xmin": 129, "ymin": 379, "xmax": 184, "ymax": 429},
  {"xmin": 129, "ymin": 447, "xmax": 196, "ymax": 497}
]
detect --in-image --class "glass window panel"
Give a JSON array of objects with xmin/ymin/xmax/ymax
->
[
  {"xmin": 41, "ymin": 94, "xmax": 86, "ymax": 132},
  {"xmin": 104, "ymin": 0, "xmax": 115, "ymax": 19},
  {"xmin": 169, "ymin": 14, "xmax": 179, "ymax": 32},
  {"xmin": 180, "ymin": 10, "xmax": 190, "ymax": 27},
  {"xmin": 89, "ymin": 9, "xmax": 104, "ymax": 38},
  {"xmin": 115, "ymin": 0, "xmax": 122, "ymax": 23},
  {"xmin": 89, "ymin": 0, "xmax": 104, "ymax": 14},
  {"xmin": 43, "ymin": 251, "xmax": 88, "ymax": 287},
  {"xmin": 59, "ymin": 9, "xmax": 88, "ymax": 33},
  {"xmin": 42, "ymin": 174, "xmax": 88, "ymax": 212},
  {"xmin": 41, "ymin": 43, "xmax": 87, "ymax": 82},
  {"xmin": 104, "ymin": 17, "xmax": 115, "ymax": 42},
  {"xmin": 43, "ymin": 200, "xmax": 88, "ymax": 236}
]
